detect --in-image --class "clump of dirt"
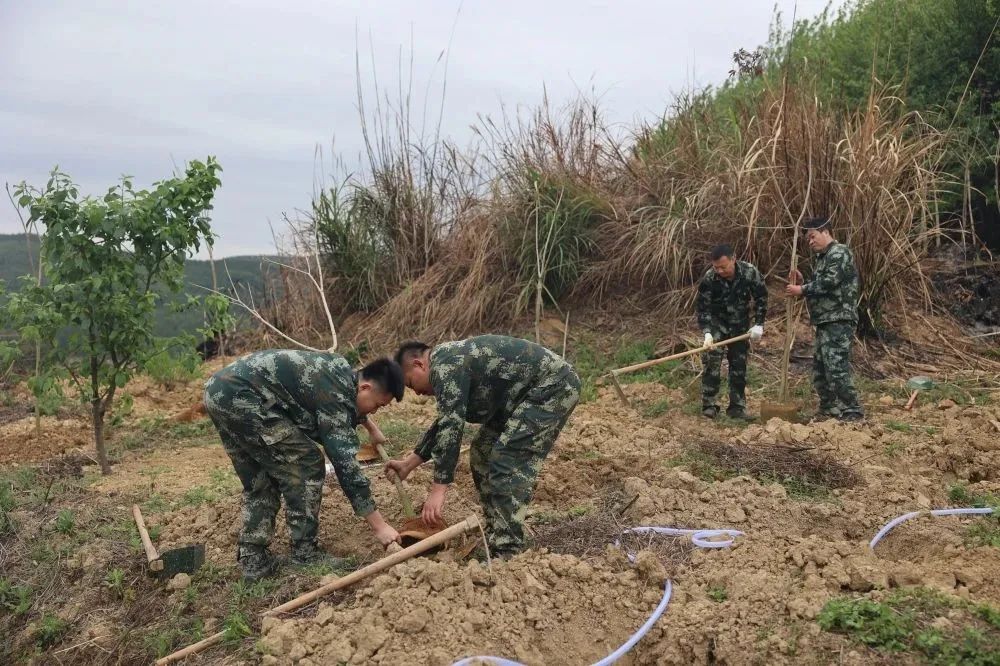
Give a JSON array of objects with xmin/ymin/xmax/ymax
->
[{"xmin": 258, "ymin": 550, "xmax": 666, "ymax": 666}]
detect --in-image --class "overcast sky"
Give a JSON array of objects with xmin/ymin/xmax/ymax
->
[{"xmin": 2, "ymin": 0, "xmax": 837, "ymax": 258}]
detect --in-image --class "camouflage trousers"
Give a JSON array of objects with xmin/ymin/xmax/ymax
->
[
  {"xmin": 469, "ymin": 369, "xmax": 581, "ymax": 555},
  {"xmin": 813, "ymin": 322, "xmax": 864, "ymax": 417},
  {"xmin": 203, "ymin": 377, "xmax": 325, "ymax": 550},
  {"xmin": 701, "ymin": 330, "xmax": 750, "ymax": 413}
]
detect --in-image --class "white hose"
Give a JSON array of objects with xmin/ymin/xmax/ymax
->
[
  {"xmin": 452, "ymin": 526, "xmax": 740, "ymax": 666},
  {"xmin": 869, "ymin": 507, "xmax": 994, "ymax": 550}
]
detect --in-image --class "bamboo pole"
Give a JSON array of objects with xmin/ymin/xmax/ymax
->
[
  {"xmin": 375, "ymin": 441, "xmax": 416, "ymax": 519},
  {"xmin": 154, "ymin": 515, "xmax": 480, "ymax": 665}
]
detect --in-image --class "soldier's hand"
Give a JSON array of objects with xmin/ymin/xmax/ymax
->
[
  {"xmin": 788, "ymin": 269, "xmax": 803, "ymax": 285},
  {"xmin": 749, "ymin": 325, "xmax": 764, "ymax": 341},
  {"xmin": 703, "ymin": 332, "xmax": 714, "ymax": 347},
  {"xmin": 421, "ymin": 484, "xmax": 448, "ymax": 527},
  {"xmin": 785, "ymin": 284, "xmax": 804, "ymax": 297},
  {"xmin": 374, "ymin": 524, "xmax": 401, "ymax": 547},
  {"xmin": 385, "ymin": 454, "xmax": 419, "ymax": 482}
]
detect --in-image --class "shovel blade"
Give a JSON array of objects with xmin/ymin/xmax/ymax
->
[
  {"xmin": 356, "ymin": 442, "xmax": 379, "ymax": 463},
  {"xmin": 154, "ymin": 544, "xmax": 205, "ymax": 579},
  {"xmin": 399, "ymin": 517, "xmax": 445, "ymax": 547},
  {"xmin": 760, "ymin": 402, "xmax": 800, "ymax": 422}
]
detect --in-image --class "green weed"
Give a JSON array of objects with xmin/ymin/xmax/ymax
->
[
  {"xmin": 230, "ymin": 578, "xmax": 281, "ymax": 606},
  {"xmin": 104, "ymin": 568, "xmax": 127, "ymax": 599},
  {"xmin": 642, "ymin": 398, "xmax": 670, "ymax": 418},
  {"xmin": 708, "ymin": 586, "xmax": 728, "ymax": 603},
  {"xmin": 222, "ymin": 611, "xmax": 252, "ymax": 643},
  {"xmin": 35, "ymin": 613, "xmax": 70, "ymax": 648},
  {"xmin": 0, "ymin": 578, "xmax": 32, "ymax": 616},
  {"xmin": 884, "ymin": 420, "xmax": 912, "ymax": 433},
  {"xmin": 818, "ymin": 588, "xmax": 1000, "ymax": 662},
  {"xmin": 54, "ymin": 508, "xmax": 75, "ymax": 534}
]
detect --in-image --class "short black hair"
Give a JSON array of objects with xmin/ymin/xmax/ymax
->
[
  {"xmin": 394, "ymin": 341, "xmax": 431, "ymax": 367},
  {"xmin": 803, "ymin": 217, "xmax": 831, "ymax": 232},
  {"xmin": 360, "ymin": 358, "xmax": 405, "ymax": 402},
  {"xmin": 710, "ymin": 244, "xmax": 734, "ymax": 261}
]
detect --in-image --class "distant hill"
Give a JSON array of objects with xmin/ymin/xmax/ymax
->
[{"xmin": 0, "ymin": 233, "xmax": 271, "ymax": 338}]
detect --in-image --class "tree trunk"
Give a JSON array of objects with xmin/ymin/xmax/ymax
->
[
  {"xmin": 33, "ymin": 340, "xmax": 41, "ymax": 438},
  {"xmin": 90, "ymin": 355, "xmax": 111, "ymax": 475}
]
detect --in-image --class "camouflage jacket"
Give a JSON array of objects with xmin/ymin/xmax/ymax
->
[
  {"xmin": 413, "ymin": 335, "xmax": 573, "ymax": 484},
  {"xmin": 207, "ymin": 350, "xmax": 375, "ymax": 516},
  {"xmin": 802, "ymin": 241, "xmax": 860, "ymax": 326},
  {"xmin": 696, "ymin": 260, "xmax": 768, "ymax": 334}
]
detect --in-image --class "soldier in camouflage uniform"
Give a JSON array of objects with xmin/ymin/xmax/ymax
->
[
  {"xmin": 696, "ymin": 244, "xmax": 768, "ymax": 419},
  {"xmin": 786, "ymin": 217, "xmax": 865, "ymax": 422},
  {"xmin": 387, "ymin": 335, "xmax": 581, "ymax": 558},
  {"xmin": 203, "ymin": 351, "xmax": 405, "ymax": 580}
]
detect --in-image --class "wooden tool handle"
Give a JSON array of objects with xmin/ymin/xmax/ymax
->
[
  {"xmin": 904, "ymin": 389, "xmax": 919, "ymax": 411},
  {"xmin": 131, "ymin": 504, "xmax": 163, "ymax": 572},
  {"xmin": 152, "ymin": 515, "xmax": 482, "ymax": 665},
  {"xmin": 374, "ymin": 441, "xmax": 416, "ymax": 519},
  {"xmin": 611, "ymin": 332, "xmax": 753, "ymax": 376}
]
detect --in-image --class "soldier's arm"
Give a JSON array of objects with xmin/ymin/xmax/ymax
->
[
  {"xmin": 802, "ymin": 249, "xmax": 845, "ymax": 298},
  {"xmin": 426, "ymin": 362, "xmax": 471, "ymax": 485},
  {"xmin": 413, "ymin": 420, "xmax": 440, "ymax": 461},
  {"xmin": 751, "ymin": 266, "xmax": 768, "ymax": 325},
  {"xmin": 696, "ymin": 274, "xmax": 713, "ymax": 332},
  {"xmin": 317, "ymin": 412, "xmax": 376, "ymax": 517}
]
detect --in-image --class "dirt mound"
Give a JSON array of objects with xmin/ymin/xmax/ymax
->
[{"xmin": 258, "ymin": 550, "xmax": 666, "ymax": 666}]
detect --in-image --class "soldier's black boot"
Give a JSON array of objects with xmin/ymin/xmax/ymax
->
[
  {"xmin": 702, "ymin": 405, "xmax": 719, "ymax": 419},
  {"xmin": 237, "ymin": 544, "xmax": 280, "ymax": 582},
  {"xmin": 290, "ymin": 540, "xmax": 354, "ymax": 571}
]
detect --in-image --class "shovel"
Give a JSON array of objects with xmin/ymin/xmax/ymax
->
[
  {"xmin": 609, "ymin": 332, "xmax": 752, "ymax": 407},
  {"xmin": 904, "ymin": 376, "xmax": 935, "ymax": 410},
  {"xmin": 371, "ymin": 438, "xmax": 444, "ymax": 547},
  {"xmin": 132, "ymin": 505, "xmax": 204, "ymax": 579}
]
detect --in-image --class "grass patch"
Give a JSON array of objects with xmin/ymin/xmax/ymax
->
[
  {"xmin": 884, "ymin": 420, "xmax": 912, "ymax": 433},
  {"xmin": 946, "ymin": 484, "xmax": 1000, "ymax": 548},
  {"xmin": 230, "ymin": 578, "xmax": 282, "ymax": 606},
  {"xmin": 818, "ymin": 587, "xmax": 1000, "ymax": 663},
  {"xmin": 665, "ymin": 448, "xmax": 727, "ymax": 482},
  {"xmin": 708, "ymin": 586, "xmax": 728, "ymax": 603}
]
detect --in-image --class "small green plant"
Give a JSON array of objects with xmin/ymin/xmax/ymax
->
[
  {"xmin": 0, "ymin": 483, "xmax": 15, "ymax": 535},
  {"xmin": 0, "ymin": 578, "xmax": 32, "ymax": 616},
  {"xmin": 222, "ymin": 611, "xmax": 252, "ymax": 643},
  {"xmin": 35, "ymin": 613, "xmax": 70, "ymax": 648},
  {"xmin": 884, "ymin": 420, "xmax": 912, "ymax": 433},
  {"xmin": 945, "ymin": 484, "xmax": 1000, "ymax": 548},
  {"xmin": 567, "ymin": 505, "xmax": 591, "ymax": 518},
  {"xmin": 231, "ymin": 578, "xmax": 281, "ymax": 605},
  {"xmin": 143, "ymin": 342, "xmax": 202, "ymax": 389},
  {"xmin": 104, "ymin": 568, "xmax": 127, "ymax": 599},
  {"xmin": 642, "ymin": 398, "xmax": 670, "ymax": 418},
  {"xmin": 708, "ymin": 586, "xmax": 728, "ymax": 603},
  {"xmin": 54, "ymin": 508, "xmax": 75, "ymax": 534},
  {"xmin": 664, "ymin": 448, "xmax": 726, "ymax": 482},
  {"xmin": 883, "ymin": 441, "xmax": 904, "ymax": 457},
  {"xmin": 180, "ymin": 486, "xmax": 215, "ymax": 507}
]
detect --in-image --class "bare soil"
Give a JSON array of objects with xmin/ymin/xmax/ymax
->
[{"xmin": 2, "ymin": 353, "xmax": 999, "ymax": 665}]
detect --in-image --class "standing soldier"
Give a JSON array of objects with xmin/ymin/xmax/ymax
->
[
  {"xmin": 386, "ymin": 336, "xmax": 581, "ymax": 560},
  {"xmin": 696, "ymin": 244, "xmax": 768, "ymax": 419},
  {"xmin": 204, "ymin": 351, "xmax": 404, "ymax": 581},
  {"xmin": 785, "ymin": 217, "xmax": 864, "ymax": 422}
]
